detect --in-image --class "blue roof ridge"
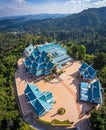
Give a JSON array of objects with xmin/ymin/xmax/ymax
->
[
  {"xmin": 79, "ymin": 61, "xmax": 89, "ymax": 70},
  {"xmin": 90, "ymin": 80, "xmax": 102, "ymax": 102},
  {"xmin": 86, "ymin": 67, "xmax": 96, "ymax": 78},
  {"xmin": 27, "ymin": 83, "xmax": 40, "ymax": 93},
  {"xmin": 38, "ymin": 98, "xmax": 52, "ymax": 110},
  {"xmin": 31, "ymin": 99, "xmax": 45, "ymax": 114}
]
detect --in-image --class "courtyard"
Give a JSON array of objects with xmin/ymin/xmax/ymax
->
[{"xmin": 15, "ymin": 58, "xmax": 93, "ymax": 127}]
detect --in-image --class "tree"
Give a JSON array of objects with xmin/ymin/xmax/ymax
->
[
  {"xmin": 94, "ymin": 53, "xmax": 106, "ymax": 70},
  {"xmin": 17, "ymin": 122, "xmax": 35, "ymax": 130},
  {"xmin": 85, "ymin": 54, "xmax": 95, "ymax": 64},
  {"xmin": 71, "ymin": 45, "xmax": 78, "ymax": 59},
  {"xmin": 90, "ymin": 107, "xmax": 106, "ymax": 130},
  {"xmin": 0, "ymin": 33, "xmax": 39, "ymax": 130},
  {"xmin": 78, "ymin": 45, "xmax": 86, "ymax": 60},
  {"xmin": 99, "ymin": 67, "xmax": 106, "ymax": 85}
]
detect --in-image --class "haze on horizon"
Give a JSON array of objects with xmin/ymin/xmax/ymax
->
[{"xmin": 0, "ymin": 0, "xmax": 106, "ymax": 17}]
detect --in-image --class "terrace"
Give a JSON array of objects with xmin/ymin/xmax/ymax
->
[
  {"xmin": 15, "ymin": 58, "xmax": 93, "ymax": 128},
  {"xmin": 15, "ymin": 43, "xmax": 97, "ymax": 130}
]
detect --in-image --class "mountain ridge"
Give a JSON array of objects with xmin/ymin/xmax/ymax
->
[
  {"xmin": 0, "ymin": 7, "xmax": 106, "ymax": 32},
  {"xmin": 0, "ymin": 14, "xmax": 69, "ymax": 22},
  {"xmin": 0, "ymin": 7, "xmax": 106, "ymax": 53}
]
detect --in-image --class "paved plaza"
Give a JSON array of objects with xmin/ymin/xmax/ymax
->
[{"xmin": 15, "ymin": 58, "xmax": 93, "ymax": 128}]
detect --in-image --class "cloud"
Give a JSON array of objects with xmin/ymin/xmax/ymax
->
[
  {"xmin": 0, "ymin": 0, "xmax": 25, "ymax": 4},
  {"xmin": 0, "ymin": 0, "xmax": 106, "ymax": 17}
]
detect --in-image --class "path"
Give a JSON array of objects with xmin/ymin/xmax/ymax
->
[{"xmin": 60, "ymin": 80, "xmax": 81, "ymax": 116}]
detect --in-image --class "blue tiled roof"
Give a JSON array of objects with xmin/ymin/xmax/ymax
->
[
  {"xmin": 25, "ymin": 83, "xmax": 41, "ymax": 97},
  {"xmin": 32, "ymin": 49, "xmax": 40, "ymax": 59},
  {"xmin": 24, "ymin": 42, "xmax": 71, "ymax": 76},
  {"xmin": 45, "ymin": 56, "xmax": 50, "ymax": 63},
  {"xmin": 83, "ymin": 66, "xmax": 96, "ymax": 80},
  {"xmin": 29, "ymin": 68, "xmax": 36, "ymax": 74},
  {"xmin": 25, "ymin": 44, "xmax": 34, "ymax": 53},
  {"xmin": 44, "ymin": 70, "xmax": 51, "ymax": 75},
  {"xmin": 80, "ymin": 82, "xmax": 89, "ymax": 101},
  {"xmin": 54, "ymin": 54, "xmax": 69, "ymax": 63},
  {"xmin": 87, "ymin": 66, "xmax": 96, "ymax": 79},
  {"xmin": 90, "ymin": 80, "xmax": 102, "ymax": 104},
  {"xmin": 79, "ymin": 62, "xmax": 89, "ymax": 72},
  {"xmin": 24, "ymin": 59, "xmax": 31, "ymax": 67},
  {"xmin": 59, "ymin": 57, "xmax": 71, "ymax": 65},
  {"xmin": 31, "ymin": 99, "xmax": 46, "ymax": 117},
  {"xmin": 46, "ymin": 62, "xmax": 54, "ymax": 69},
  {"xmin": 29, "ymin": 55, "xmax": 35, "ymax": 63},
  {"xmin": 79, "ymin": 81, "xmax": 103, "ymax": 104},
  {"xmin": 34, "ymin": 70, "xmax": 43, "ymax": 77},
  {"xmin": 36, "ymin": 57, "xmax": 45, "ymax": 64},
  {"xmin": 38, "ymin": 42, "xmax": 55, "ymax": 52},
  {"xmin": 31, "ymin": 62, "xmax": 37, "ymax": 68},
  {"xmin": 24, "ymin": 83, "xmax": 54, "ymax": 117},
  {"xmin": 79, "ymin": 62, "xmax": 97, "ymax": 81},
  {"xmin": 41, "ymin": 51, "xmax": 48, "ymax": 58}
]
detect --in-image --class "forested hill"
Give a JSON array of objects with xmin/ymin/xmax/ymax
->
[
  {"xmin": 0, "ymin": 7, "xmax": 106, "ymax": 53},
  {"xmin": 0, "ymin": 7, "xmax": 106, "ymax": 31},
  {"xmin": 0, "ymin": 14, "xmax": 69, "ymax": 22}
]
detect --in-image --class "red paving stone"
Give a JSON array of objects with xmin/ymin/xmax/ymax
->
[
  {"xmin": 15, "ymin": 59, "xmax": 93, "ymax": 128},
  {"xmin": 61, "ymin": 81, "xmax": 81, "ymax": 116}
]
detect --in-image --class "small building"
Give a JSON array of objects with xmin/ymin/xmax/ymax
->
[
  {"xmin": 79, "ymin": 62, "xmax": 97, "ymax": 81},
  {"xmin": 80, "ymin": 80, "xmax": 103, "ymax": 104},
  {"xmin": 79, "ymin": 62, "xmax": 89, "ymax": 73},
  {"xmin": 90, "ymin": 80, "xmax": 102, "ymax": 104},
  {"xmin": 24, "ymin": 83, "xmax": 55, "ymax": 117}
]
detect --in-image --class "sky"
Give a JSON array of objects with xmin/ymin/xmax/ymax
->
[{"xmin": 0, "ymin": 0, "xmax": 106, "ymax": 17}]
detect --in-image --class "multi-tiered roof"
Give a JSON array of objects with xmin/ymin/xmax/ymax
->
[
  {"xmin": 24, "ymin": 83, "xmax": 55, "ymax": 117},
  {"xmin": 24, "ymin": 42, "xmax": 71, "ymax": 76},
  {"xmin": 79, "ymin": 62, "xmax": 102, "ymax": 104}
]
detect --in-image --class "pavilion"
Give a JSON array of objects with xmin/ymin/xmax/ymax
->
[
  {"xmin": 24, "ymin": 42, "xmax": 71, "ymax": 77},
  {"xmin": 24, "ymin": 83, "xmax": 55, "ymax": 117},
  {"xmin": 79, "ymin": 62, "xmax": 97, "ymax": 81},
  {"xmin": 89, "ymin": 80, "xmax": 103, "ymax": 104},
  {"xmin": 80, "ymin": 80, "xmax": 102, "ymax": 104}
]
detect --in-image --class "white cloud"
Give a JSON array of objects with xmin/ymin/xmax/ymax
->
[
  {"xmin": 0, "ymin": 0, "xmax": 106, "ymax": 17},
  {"xmin": 0, "ymin": 0, "xmax": 25, "ymax": 4}
]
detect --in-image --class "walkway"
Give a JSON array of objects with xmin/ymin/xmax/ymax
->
[{"xmin": 60, "ymin": 80, "xmax": 81, "ymax": 116}]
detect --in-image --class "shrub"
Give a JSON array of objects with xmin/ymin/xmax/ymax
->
[
  {"xmin": 57, "ymin": 70, "xmax": 63, "ymax": 76},
  {"xmin": 51, "ymin": 119, "xmax": 73, "ymax": 127},
  {"xmin": 57, "ymin": 108, "xmax": 65, "ymax": 115},
  {"xmin": 45, "ymin": 75, "xmax": 55, "ymax": 82},
  {"xmin": 37, "ymin": 118, "xmax": 51, "ymax": 125}
]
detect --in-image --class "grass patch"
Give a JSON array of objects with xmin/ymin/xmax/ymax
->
[
  {"xmin": 37, "ymin": 118, "xmax": 51, "ymax": 125},
  {"xmin": 51, "ymin": 119, "xmax": 73, "ymax": 127},
  {"xmin": 37, "ymin": 118, "xmax": 74, "ymax": 127}
]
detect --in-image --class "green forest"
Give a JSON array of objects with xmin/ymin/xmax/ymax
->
[
  {"xmin": 0, "ymin": 33, "xmax": 37, "ymax": 130},
  {"xmin": 0, "ymin": 32, "xmax": 106, "ymax": 130},
  {"xmin": 0, "ymin": 7, "xmax": 106, "ymax": 54}
]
